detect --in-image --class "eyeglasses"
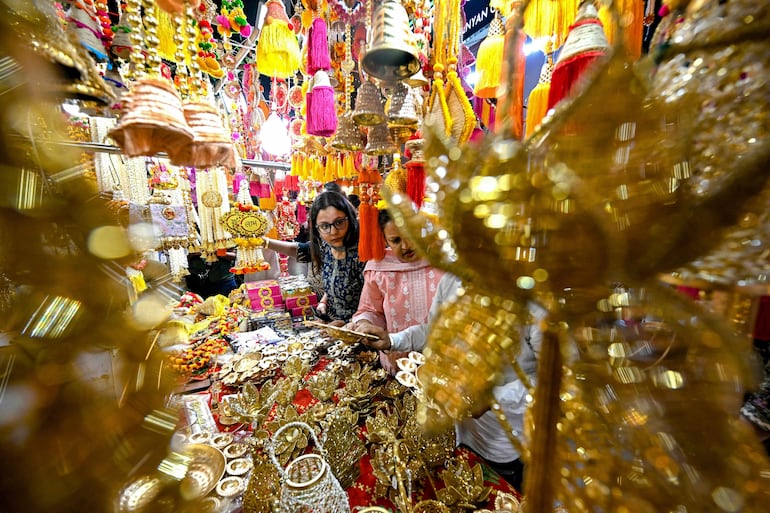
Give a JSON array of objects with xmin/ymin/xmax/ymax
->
[{"xmin": 316, "ymin": 217, "xmax": 348, "ymax": 234}]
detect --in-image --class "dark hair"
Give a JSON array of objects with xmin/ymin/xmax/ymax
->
[
  {"xmin": 377, "ymin": 208, "xmax": 392, "ymax": 233},
  {"xmin": 347, "ymin": 194, "xmax": 361, "ymax": 209},
  {"xmin": 308, "ymin": 191, "xmax": 359, "ymax": 270},
  {"xmin": 323, "ymin": 181, "xmax": 343, "ymax": 194}
]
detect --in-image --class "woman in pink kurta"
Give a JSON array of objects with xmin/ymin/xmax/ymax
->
[{"xmin": 349, "ymin": 209, "xmax": 444, "ymax": 371}]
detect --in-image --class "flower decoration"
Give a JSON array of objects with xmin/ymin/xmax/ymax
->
[
  {"xmin": 195, "ymin": 19, "xmax": 225, "ymax": 78},
  {"xmin": 216, "ymin": 0, "xmax": 252, "ymax": 38}
]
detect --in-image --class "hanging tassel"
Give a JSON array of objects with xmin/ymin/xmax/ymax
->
[
  {"xmin": 427, "ymin": 64, "xmax": 453, "ymax": 137},
  {"xmin": 599, "ymin": 0, "xmax": 644, "ymax": 59},
  {"xmin": 547, "ymin": 3, "xmax": 610, "ymax": 110},
  {"xmin": 306, "ymin": 70, "xmax": 338, "ymax": 137},
  {"xmin": 523, "ymin": 0, "xmax": 580, "ymax": 49},
  {"xmin": 156, "ymin": 7, "xmax": 177, "ymax": 61},
  {"xmin": 525, "ymin": 53, "xmax": 554, "ymax": 137},
  {"xmin": 498, "ymin": 15, "xmax": 527, "ymax": 139},
  {"xmin": 406, "ymin": 159, "xmax": 426, "ymax": 207},
  {"xmin": 473, "ymin": 14, "xmax": 505, "ymax": 99},
  {"xmin": 256, "ymin": 0, "xmax": 301, "ymax": 78},
  {"xmin": 307, "ymin": 17, "xmax": 331, "ymax": 74}
]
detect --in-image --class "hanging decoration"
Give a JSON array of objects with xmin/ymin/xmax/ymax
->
[
  {"xmin": 306, "ymin": 70, "xmax": 338, "ymax": 137},
  {"xmin": 358, "ymin": 162, "xmax": 385, "ymax": 262},
  {"xmin": 499, "ymin": 2, "xmax": 527, "ymax": 139},
  {"xmin": 361, "ymin": 0, "xmax": 422, "ymax": 82},
  {"xmin": 257, "ymin": 0, "xmax": 301, "ymax": 79},
  {"xmin": 599, "ymin": 0, "xmax": 644, "ymax": 59},
  {"xmin": 547, "ymin": 1, "xmax": 611, "ymax": 111},
  {"xmin": 473, "ymin": 12, "xmax": 505, "ymax": 99},
  {"xmin": 404, "ymin": 135, "xmax": 426, "ymax": 207},
  {"xmin": 443, "ymin": 0, "xmax": 476, "ymax": 145},
  {"xmin": 196, "ymin": 167, "xmax": 234, "ymax": 258},
  {"xmin": 215, "ymin": 0, "xmax": 252, "ymax": 38},
  {"xmin": 307, "ymin": 16, "xmax": 332, "ymax": 75},
  {"xmin": 525, "ymin": 47, "xmax": 554, "ymax": 137},
  {"xmin": 221, "ymin": 182, "xmax": 272, "ymax": 275},
  {"xmin": 108, "ymin": 0, "xmax": 194, "ymax": 158}
]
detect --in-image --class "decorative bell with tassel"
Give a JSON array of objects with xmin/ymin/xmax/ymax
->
[
  {"xmin": 353, "ymin": 81, "xmax": 385, "ymax": 126},
  {"xmin": 361, "ymin": 0, "xmax": 421, "ymax": 82}
]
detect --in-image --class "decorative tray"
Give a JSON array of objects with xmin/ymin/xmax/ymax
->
[{"xmin": 303, "ymin": 320, "xmax": 379, "ymax": 344}]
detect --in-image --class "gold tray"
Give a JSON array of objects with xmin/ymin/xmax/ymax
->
[{"xmin": 304, "ymin": 320, "xmax": 379, "ymax": 344}]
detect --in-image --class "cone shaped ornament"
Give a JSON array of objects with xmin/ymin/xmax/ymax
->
[
  {"xmin": 353, "ymin": 81, "xmax": 386, "ymax": 126},
  {"xmin": 361, "ymin": 0, "xmax": 421, "ymax": 82},
  {"xmin": 331, "ymin": 112, "xmax": 365, "ymax": 151},
  {"xmin": 387, "ymin": 82, "xmax": 419, "ymax": 127},
  {"xmin": 365, "ymin": 123, "xmax": 397, "ymax": 156}
]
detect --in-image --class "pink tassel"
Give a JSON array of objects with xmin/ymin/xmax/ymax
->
[
  {"xmin": 306, "ymin": 70, "xmax": 338, "ymax": 137},
  {"xmin": 307, "ymin": 17, "xmax": 331, "ymax": 74}
]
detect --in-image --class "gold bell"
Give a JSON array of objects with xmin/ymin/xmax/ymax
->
[
  {"xmin": 365, "ymin": 123, "xmax": 398, "ymax": 156},
  {"xmin": 353, "ymin": 81, "xmax": 386, "ymax": 126},
  {"xmin": 331, "ymin": 112, "xmax": 365, "ymax": 151},
  {"xmin": 387, "ymin": 82, "xmax": 419, "ymax": 128},
  {"xmin": 361, "ymin": 0, "xmax": 421, "ymax": 82}
]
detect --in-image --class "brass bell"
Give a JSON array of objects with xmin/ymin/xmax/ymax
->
[
  {"xmin": 387, "ymin": 82, "xmax": 419, "ymax": 128},
  {"xmin": 365, "ymin": 123, "xmax": 397, "ymax": 156},
  {"xmin": 353, "ymin": 81, "xmax": 385, "ymax": 126},
  {"xmin": 331, "ymin": 112, "xmax": 365, "ymax": 151},
  {"xmin": 403, "ymin": 68, "xmax": 429, "ymax": 88},
  {"xmin": 361, "ymin": 0, "xmax": 421, "ymax": 82}
]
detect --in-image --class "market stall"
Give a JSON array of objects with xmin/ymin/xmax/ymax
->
[{"xmin": 0, "ymin": 1, "xmax": 769, "ymax": 513}]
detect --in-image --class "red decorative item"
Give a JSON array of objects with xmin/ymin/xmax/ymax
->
[{"xmin": 547, "ymin": 3, "xmax": 610, "ymax": 111}]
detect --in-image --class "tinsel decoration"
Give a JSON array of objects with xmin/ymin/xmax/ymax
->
[{"xmin": 256, "ymin": 0, "xmax": 301, "ymax": 78}]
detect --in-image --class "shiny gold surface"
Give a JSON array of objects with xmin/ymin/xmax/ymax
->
[{"xmin": 179, "ymin": 444, "xmax": 226, "ymax": 501}]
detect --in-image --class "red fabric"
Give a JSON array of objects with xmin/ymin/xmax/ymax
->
[
  {"xmin": 547, "ymin": 51, "xmax": 606, "ymax": 110},
  {"xmin": 406, "ymin": 160, "xmax": 426, "ymax": 208}
]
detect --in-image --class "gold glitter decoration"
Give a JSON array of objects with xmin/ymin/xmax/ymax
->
[
  {"xmin": 382, "ymin": 1, "xmax": 770, "ymax": 513},
  {"xmin": 436, "ymin": 458, "xmax": 492, "ymax": 509}
]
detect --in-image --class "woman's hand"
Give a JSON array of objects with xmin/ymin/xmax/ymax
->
[{"xmin": 353, "ymin": 323, "xmax": 392, "ymax": 351}]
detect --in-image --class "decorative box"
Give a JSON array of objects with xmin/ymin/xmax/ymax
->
[
  {"xmin": 245, "ymin": 280, "xmax": 281, "ymax": 303},
  {"xmin": 250, "ymin": 294, "xmax": 284, "ymax": 311},
  {"xmin": 285, "ymin": 294, "xmax": 318, "ymax": 310},
  {"xmin": 290, "ymin": 306, "xmax": 315, "ymax": 318}
]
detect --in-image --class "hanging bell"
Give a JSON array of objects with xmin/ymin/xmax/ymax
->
[
  {"xmin": 403, "ymin": 68, "xmax": 429, "ymax": 88},
  {"xmin": 365, "ymin": 123, "xmax": 397, "ymax": 156},
  {"xmin": 331, "ymin": 112, "xmax": 365, "ymax": 151},
  {"xmin": 387, "ymin": 82, "xmax": 419, "ymax": 127},
  {"xmin": 361, "ymin": 0, "xmax": 421, "ymax": 82},
  {"xmin": 353, "ymin": 81, "xmax": 385, "ymax": 126}
]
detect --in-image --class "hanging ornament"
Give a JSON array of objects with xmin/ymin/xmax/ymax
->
[
  {"xmin": 473, "ymin": 13, "xmax": 505, "ymax": 99},
  {"xmin": 599, "ymin": 0, "xmax": 644, "ymax": 59},
  {"xmin": 361, "ymin": 0, "xmax": 421, "ymax": 82},
  {"xmin": 306, "ymin": 70, "xmax": 338, "ymax": 137},
  {"xmin": 358, "ymin": 165, "xmax": 385, "ymax": 262},
  {"xmin": 256, "ymin": 0, "xmax": 301, "ymax": 78},
  {"xmin": 215, "ymin": 0, "xmax": 252, "ymax": 38},
  {"xmin": 525, "ymin": 49, "xmax": 554, "ymax": 137},
  {"xmin": 307, "ymin": 16, "xmax": 331, "ymax": 74},
  {"xmin": 547, "ymin": 2, "xmax": 611, "ymax": 111},
  {"xmin": 221, "ymin": 184, "xmax": 271, "ymax": 274}
]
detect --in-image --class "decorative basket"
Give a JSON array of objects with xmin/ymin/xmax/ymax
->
[{"xmin": 267, "ymin": 422, "xmax": 351, "ymax": 513}]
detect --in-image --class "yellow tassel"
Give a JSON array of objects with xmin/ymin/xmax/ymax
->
[
  {"xmin": 324, "ymin": 156, "xmax": 334, "ymax": 183},
  {"xmin": 599, "ymin": 0, "xmax": 644, "ymax": 59},
  {"xmin": 156, "ymin": 8, "xmax": 177, "ymax": 61},
  {"xmin": 260, "ymin": 193, "xmax": 277, "ymax": 211},
  {"xmin": 473, "ymin": 17, "xmax": 505, "ymax": 99},
  {"xmin": 524, "ymin": 0, "xmax": 579, "ymax": 49},
  {"xmin": 525, "ymin": 81, "xmax": 551, "ymax": 137},
  {"xmin": 311, "ymin": 156, "xmax": 323, "ymax": 181},
  {"xmin": 256, "ymin": 20, "xmax": 301, "ymax": 78}
]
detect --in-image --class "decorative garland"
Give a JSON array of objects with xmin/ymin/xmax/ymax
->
[{"xmin": 328, "ymin": 0, "xmax": 366, "ymax": 25}]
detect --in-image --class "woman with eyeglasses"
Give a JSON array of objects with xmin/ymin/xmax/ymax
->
[{"xmin": 264, "ymin": 191, "xmax": 365, "ymax": 324}]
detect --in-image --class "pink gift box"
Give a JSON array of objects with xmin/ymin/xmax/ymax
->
[
  {"xmin": 250, "ymin": 294, "xmax": 284, "ymax": 311},
  {"xmin": 245, "ymin": 280, "xmax": 281, "ymax": 302},
  {"xmin": 285, "ymin": 294, "xmax": 318, "ymax": 310},
  {"xmin": 290, "ymin": 306, "xmax": 315, "ymax": 318}
]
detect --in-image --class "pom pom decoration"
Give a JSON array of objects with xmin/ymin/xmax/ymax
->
[
  {"xmin": 196, "ymin": 20, "xmax": 225, "ymax": 79},
  {"xmin": 215, "ymin": 0, "xmax": 252, "ymax": 38},
  {"xmin": 256, "ymin": 0, "xmax": 301, "ymax": 79}
]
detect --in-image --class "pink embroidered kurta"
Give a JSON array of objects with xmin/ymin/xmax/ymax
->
[{"xmin": 351, "ymin": 250, "xmax": 444, "ymax": 332}]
